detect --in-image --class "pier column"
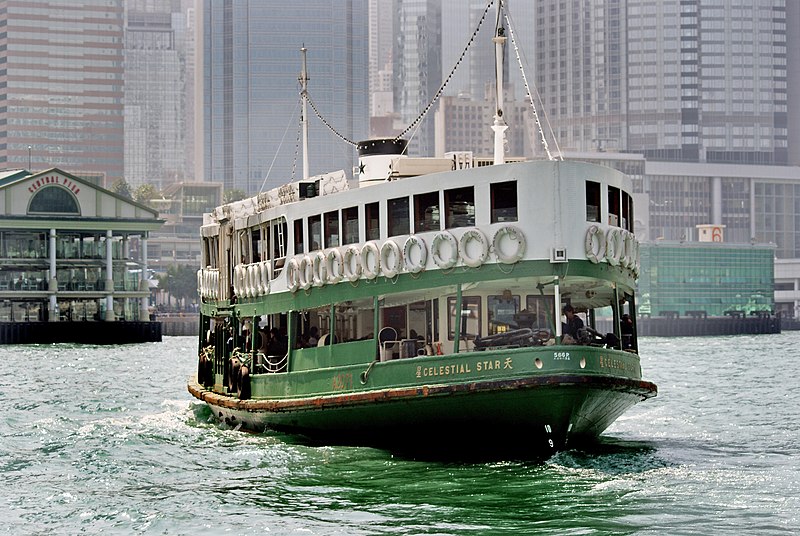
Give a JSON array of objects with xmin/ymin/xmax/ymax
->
[
  {"xmin": 139, "ymin": 235, "xmax": 150, "ymax": 321},
  {"xmin": 48, "ymin": 228, "xmax": 58, "ymax": 321},
  {"xmin": 105, "ymin": 229, "xmax": 115, "ymax": 321}
]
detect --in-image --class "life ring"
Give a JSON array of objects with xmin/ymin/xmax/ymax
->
[
  {"xmin": 210, "ymin": 271, "xmax": 217, "ymax": 299},
  {"xmin": 197, "ymin": 269, "xmax": 203, "ymax": 297},
  {"xmin": 250, "ymin": 263, "xmax": 261, "ymax": 297},
  {"xmin": 231, "ymin": 265, "xmax": 239, "ymax": 296},
  {"xmin": 297, "ymin": 255, "xmax": 313, "ymax": 290},
  {"xmin": 605, "ymin": 228, "xmax": 623, "ymax": 266},
  {"xmin": 492, "ymin": 225, "xmax": 526, "ymax": 264},
  {"xmin": 459, "ymin": 228, "xmax": 489, "ymax": 268},
  {"xmin": 380, "ymin": 240, "xmax": 403, "ymax": 278},
  {"xmin": 342, "ymin": 245, "xmax": 362, "ymax": 282},
  {"xmin": 585, "ymin": 225, "xmax": 606, "ymax": 264},
  {"xmin": 312, "ymin": 251, "xmax": 327, "ymax": 287},
  {"xmin": 259, "ymin": 261, "xmax": 271, "ymax": 295},
  {"xmin": 403, "ymin": 235, "xmax": 428, "ymax": 273},
  {"xmin": 431, "ymin": 231, "xmax": 458, "ymax": 269},
  {"xmin": 326, "ymin": 248, "xmax": 344, "ymax": 284},
  {"xmin": 621, "ymin": 231, "xmax": 634, "ymax": 269},
  {"xmin": 361, "ymin": 241, "xmax": 381, "ymax": 279},
  {"xmin": 285, "ymin": 257, "xmax": 300, "ymax": 293}
]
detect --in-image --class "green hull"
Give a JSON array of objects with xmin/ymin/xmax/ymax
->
[{"xmin": 188, "ymin": 345, "xmax": 656, "ymax": 456}]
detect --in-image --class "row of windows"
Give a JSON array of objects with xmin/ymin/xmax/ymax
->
[
  {"xmin": 293, "ymin": 182, "xmax": 518, "ymax": 254},
  {"xmin": 586, "ymin": 181, "xmax": 634, "ymax": 232}
]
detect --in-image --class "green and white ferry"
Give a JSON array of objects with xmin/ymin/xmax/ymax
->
[{"xmin": 188, "ymin": 6, "xmax": 656, "ymax": 457}]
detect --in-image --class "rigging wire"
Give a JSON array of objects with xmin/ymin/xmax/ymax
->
[
  {"xmin": 394, "ymin": 0, "xmax": 495, "ymax": 142},
  {"xmin": 504, "ymin": 10, "xmax": 561, "ymax": 161},
  {"xmin": 305, "ymin": 93, "xmax": 359, "ymax": 147},
  {"xmin": 260, "ymin": 99, "xmax": 300, "ymax": 193}
]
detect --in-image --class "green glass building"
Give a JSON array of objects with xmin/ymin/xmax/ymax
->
[{"xmin": 638, "ymin": 242, "xmax": 775, "ymax": 318}]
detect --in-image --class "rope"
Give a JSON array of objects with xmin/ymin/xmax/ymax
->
[
  {"xmin": 504, "ymin": 11, "xmax": 562, "ymax": 161},
  {"xmin": 394, "ymin": 0, "xmax": 495, "ymax": 141}
]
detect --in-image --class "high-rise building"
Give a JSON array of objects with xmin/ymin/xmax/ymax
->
[
  {"xmin": 199, "ymin": 0, "xmax": 369, "ymax": 194},
  {"xmin": 394, "ymin": 0, "xmax": 441, "ymax": 157},
  {"xmin": 534, "ymin": 0, "xmax": 792, "ymax": 165},
  {"xmin": 0, "ymin": 1, "xmax": 125, "ymax": 185},
  {"xmin": 124, "ymin": 0, "xmax": 192, "ymax": 189}
]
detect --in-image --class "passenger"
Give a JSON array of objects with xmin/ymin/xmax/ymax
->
[
  {"xmin": 561, "ymin": 304, "xmax": 584, "ymax": 342},
  {"xmin": 307, "ymin": 326, "xmax": 319, "ymax": 346},
  {"xmin": 267, "ymin": 328, "xmax": 284, "ymax": 356},
  {"xmin": 621, "ymin": 313, "xmax": 634, "ymax": 349}
]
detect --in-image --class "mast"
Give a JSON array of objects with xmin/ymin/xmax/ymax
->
[
  {"xmin": 300, "ymin": 46, "xmax": 310, "ymax": 180},
  {"xmin": 491, "ymin": 1, "xmax": 507, "ymax": 165}
]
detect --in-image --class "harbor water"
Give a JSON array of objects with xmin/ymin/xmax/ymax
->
[{"xmin": 1, "ymin": 333, "xmax": 798, "ymax": 535}]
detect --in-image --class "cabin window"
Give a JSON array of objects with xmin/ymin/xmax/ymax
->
[
  {"xmin": 488, "ymin": 292, "xmax": 520, "ymax": 335},
  {"xmin": 622, "ymin": 191, "xmax": 633, "ymax": 232},
  {"xmin": 324, "ymin": 210, "xmax": 339, "ymax": 248},
  {"xmin": 382, "ymin": 305, "xmax": 407, "ymax": 339},
  {"xmin": 444, "ymin": 186, "xmax": 475, "ymax": 228},
  {"xmin": 586, "ymin": 181, "xmax": 601, "ymax": 222},
  {"xmin": 490, "ymin": 181, "xmax": 518, "ymax": 223},
  {"xmin": 388, "ymin": 196, "xmax": 410, "ymax": 237},
  {"xmin": 447, "ymin": 296, "xmax": 481, "ymax": 341},
  {"xmin": 308, "ymin": 215, "xmax": 322, "ymax": 251},
  {"xmin": 342, "ymin": 206, "xmax": 359, "ymax": 245},
  {"xmin": 293, "ymin": 219, "xmax": 304, "ymax": 254},
  {"xmin": 608, "ymin": 186, "xmax": 621, "ymax": 227},
  {"xmin": 524, "ymin": 295, "xmax": 556, "ymax": 332},
  {"xmin": 250, "ymin": 227, "xmax": 262, "ymax": 262},
  {"xmin": 414, "ymin": 192, "xmax": 440, "ymax": 232},
  {"xmin": 366, "ymin": 202, "xmax": 380, "ymax": 241}
]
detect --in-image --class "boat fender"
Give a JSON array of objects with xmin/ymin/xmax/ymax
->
[
  {"xmin": 605, "ymin": 228, "xmax": 623, "ymax": 266},
  {"xmin": 312, "ymin": 251, "xmax": 327, "ymax": 287},
  {"xmin": 285, "ymin": 257, "xmax": 300, "ymax": 293},
  {"xmin": 459, "ymin": 228, "xmax": 489, "ymax": 268},
  {"xmin": 260, "ymin": 261, "xmax": 271, "ymax": 295},
  {"xmin": 380, "ymin": 240, "xmax": 403, "ymax": 278},
  {"xmin": 298, "ymin": 255, "xmax": 314, "ymax": 290},
  {"xmin": 342, "ymin": 245, "xmax": 363, "ymax": 282},
  {"xmin": 584, "ymin": 225, "xmax": 606, "ymax": 264},
  {"xmin": 326, "ymin": 248, "xmax": 344, "ymax": 284},
  {"xmin": 403, "ymin": 235, "xmax": 428, "ymax": 273},
  {"xmin": 431, "ymin": 231, "xmax": 458, "ymax": 269},
  {"xmin": 492, "ymin": 225, "xmax": 526, "ymax": 264},
  {"xmin": 229, "ymin": 355, "xmax": 241, "ymax": 394},
  {"xmin": 361, "ymin": 241, "xmax": 381, "ymax": 280}
]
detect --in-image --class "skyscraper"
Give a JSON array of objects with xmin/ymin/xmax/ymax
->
[
  {"xmin": 124, "ymin": 0, "xmax": 192, "ymax": 188},
  {"xmin": 533, "ymin": 0, "xmax": 791, "ymax": 165},
  {"xmin": 199, "ymin": 0, "xmax": 369, "ymax": 194},
  {"xmin": 394, "ymin": 0, "xmax": 441, "ymax": 157},
  {"xmin": 0, "ymin": 1, "xmax": 125, "ymax": 184}
]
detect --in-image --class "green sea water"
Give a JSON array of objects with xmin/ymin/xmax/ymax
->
[{"xmin": 1, "ymin": 333, "xmax": 798, "ymax": 535}]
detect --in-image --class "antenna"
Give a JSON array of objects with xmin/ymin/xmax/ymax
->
[{"xmin": 299, "ymin": 46, "xmax": 309, "ymax": 180}]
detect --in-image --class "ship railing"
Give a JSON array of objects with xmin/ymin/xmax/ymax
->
[{"xmin": 253, "ymin": 351, "xmax": 288, "ymax": 374}]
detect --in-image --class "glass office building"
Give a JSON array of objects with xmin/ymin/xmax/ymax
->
[
  {"xmin": 638, "ymin": 242, "xmax": 775, "ymax": 318},
  {"xmin": 200, "ymin": 0, "xmax": 368, "ymax": 194},
  {"xmin": 0, "ymin": 1, "xmax": 125, "ymax": 185}
]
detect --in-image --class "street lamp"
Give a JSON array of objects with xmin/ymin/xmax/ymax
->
[{"xmin": 28, "ymin": 145, "xmax": 31, "ymax": 170}]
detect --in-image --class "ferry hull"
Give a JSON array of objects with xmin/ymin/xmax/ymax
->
[{"xmin": 188, "ymin": 373, "xmax": 656, "ymax": 457}]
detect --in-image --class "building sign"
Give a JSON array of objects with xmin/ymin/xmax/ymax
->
[{"xmin": 27, "ymin": 174, "xmax": 81, "ymax": 196}]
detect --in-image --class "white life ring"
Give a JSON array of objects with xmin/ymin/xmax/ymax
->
[
  {"xmin": 231, "ymin": 265, "xmax": 240, "ymax": 296},
  {"xmin": 285, "ymin": 257, "xmax": 300, "ymax": 293},
  {"xmin": 260, "ymin": 261, "xmax": 271, "ymax": 295},
  {"xmin": 459, "ymin": 228, "xmax": 489, "ymax": 268},
  {"xmin": 249, "ymin": 263, "xmax": 260, "ymax": 297},
  {"xmin": 197, "ymin": 269, "xmax": 203, "ymax": 297},
  {"xmin": 213, "ymin": 271, "xmax": 220, "ymax": 299},
  {"xmin": 297, "ymin": 255, "xmax": 313, "ymax": 290},
  {"xmin": 210, "ymin": 270, "xmax": 217, "ymax": 299},
  {"xmin": 403, "ymin": 235, "xmax": 428, "ymax": 273},
  {"xmin": 621, "ymin": 231, "xmax": 634, "ymax": 269},
  {"xmin": 431, "ymin": 231, "xmax": 458, "ymax": 269},
  {"xmin": 326, "ymin": 248, "xmax": 344, "ymax": 284},
  {"xmin": 605, "ymin": 228, "xmax": 623, "ymax": 266},
  {"xmin": 492, "ymin": 225, "xmax": 526, "ymax": 264},
  {"xmin": 585, "ymin": 225, "xmax": 606, "ymax": 264},
  {"xmin": 342, "ymin": 245, "xmax": 362, "ymax": 282},
  {"xmin": 361, "ymin": 241, "xmax": 381, "ymax": 280},
  {"xmin": 312, "ymin": 251, "xmax": 327, "ymax": 287},
  {"xmin": 380, "ymin": 240, "xmax": 403, "ymax": 278}
]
